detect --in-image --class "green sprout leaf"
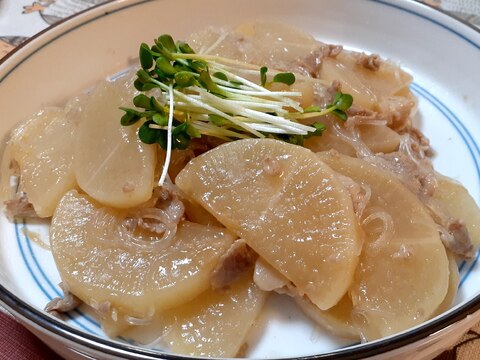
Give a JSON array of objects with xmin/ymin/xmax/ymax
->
[
  {"xmin": 333, "ymin": 93, "xmax": 353, "ymax": 111},
  {"xmin": 177, "ymin": 41, "xmax": 195, "ymax": 54},
  {"xmin": 332, "ymin": 109, "xmax": 347, "ymax": 121},
  {"xmin": 138, "ymin": 121, "xmax": 161, "ymax": 144},
  {"xmin": 136, "ymin": 69, "xmax": 152, "ymax": 83},
  {"xmin": 152, "ymin": 113, "xmax": 168, "ymax": 126},
  {"xmin": 120, "ymin": 108, "xmax": 143, "ymax": 126},
  {"xmin": 158, "ymin": 34, "xmax": 177, "ymax": 53},
  {"xmin": 305, "ymin": 122, "xmax": 326, "ymax": 138},
  {"xmin": 150, "ymin": 97, "xmax": 165, "ymax": 112},
  {"xmin": 139, "ymin": 43, "xmax": 154, "ymax": 70},
  {"xmin": 199, "ymin": 71, "xmax": 226, "ymax": 96},
  {"xmin": 133, "ymin": 94, "xmax": 152, "ymax": 109},
  {"xmin": 260, "ymin": 66, "xmax": 268, "ymax": 87},
  {"xmin": 156, "ymin": 56, "xmax": 177, "ymax": 77},
  {"xmin": 272, "ymin": 72, "xmax": 295, "ymax": 86},
  {"xmin": 186, "ymin": 123, "xmax": 202, "ymax": 138},
  {"xmin": 172, "ymin": 122, "xmax": 191, "ymax": 150},
  {"xmin": 213, "ymin": 72, "xmax": 228, "ymax": 81},
  {"xmin": 208, "ymin": 114, "xmax": 229, "ymax": 126},
  {"xmin": 174, "ymin": 71, "xmax": 195, "ymax": 87}
]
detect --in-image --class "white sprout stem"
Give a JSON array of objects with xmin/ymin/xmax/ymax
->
[
  {"xmin": 150, "ymin": 78, "xmax": 263, "ymax": 137},
  {"xmin": 242, "ymin": 108, "xmax": 313, "ymax": 134},
  {"xmin": 149, "ymin": 124, "xmax": 168, "ymax": 130},
  {"xmin": 173, "ymin": 100, "xmax": 285, "ymax": 114},
  {"xmin": 185, "ymin": 92, "xmax": 294, "ymax": 113},
  {"xmin": 211, "ymin": 66, "xmax": 303, "ymax": 112},
  {"xmin": 173, "ymin": 88, "xmax": 264, "ymax": 138},
  {"xmin": 191, "ymin": 114, "xmax": 301, "ymax": 134},
  {"xmin": 158, "ymin": 85, "xmax": 174, "ymax": 186},
  {"xmin": 217, "ymin": 85, "xmax": 302, "ymax": 97},
  {"xmin": 210, "ymin": 65, "xmax": 269, "ymax": 93},
  {"xmin": 200, "ymin": 90, "xmax": 314, "ymax": 135},
  {"xmin": 192, "ymin": 121, "xmax": 251, "ymax": 139},
  {"xmin": 177, "ymin": 94, "xmax": 288, "ymax": 114},
  {"xmin": 245, "ymin": 123, "xmax": 303, "ymax": 133}
]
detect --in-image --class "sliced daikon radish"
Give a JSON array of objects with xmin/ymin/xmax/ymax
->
[
  {"xmin": 125, "ymin": 271, "xmax": 267, "ymax": 357},
  {"xmin": 319, "ymin": 151, "xmax": 449, "ymax": 340},
  {"xmin": 51, "ymin": 190, "xmax": 235, "ymax": 319},
  {"xmin": 176, "ymin": 138, "xmax": 361, "ymax": 310},
  {"xmin": 74, "ymin": 81, "xmax": 156, "ymax": 208},
  {"xmin": 2, "ymin": 108, "xmax": 76, "ymax": 217}
]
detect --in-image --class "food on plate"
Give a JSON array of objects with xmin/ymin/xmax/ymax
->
[
  {"xmin": 124, "ymin": 270, "xmax": 267, "ymax": 357},
  {"xmin": 75, "ymin": 81, "xmax": 157, "ymax": 208},
  {"xmin": 50, "ymin": 190, "xmax": 235, "ymax": 319},
  {"xmin": 0, "ymin": 108, "xmax": 77, "ymax": 218},
  {"xmin": 1, "ymin": 22, "xmax": 479, "ymax": 357},
  {"xmin": 176, "ymin": 138, "xmax": 362, "ymax": 311},
  {"xmin": 318, "ymin": 151, "xmax": 449, "ymax": 340}
]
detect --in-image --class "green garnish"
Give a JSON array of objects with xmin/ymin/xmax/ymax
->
[
  {"xmin": 272, "ymin": 72, "xmax": 295, "ymax": 86},
  {"xmin": 298, "ymin": 92, "xmax": 353, "ymax": 121},
  {"xmin": 120, "ymin": 34, "xmax": 353, "ymax": 184},
  {"xmin": 260, "ymin": 66, "xmax": 268, "ymax": 87}
]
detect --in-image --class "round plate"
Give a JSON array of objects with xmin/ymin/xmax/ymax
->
[{"xmin": 0, "ymin": 0, "xmax": 479, "ymax": 359}]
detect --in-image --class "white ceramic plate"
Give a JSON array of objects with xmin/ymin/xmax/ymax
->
[{"xmin": 1, "ymin": 0, "xmax": 480, "ymax": 359}]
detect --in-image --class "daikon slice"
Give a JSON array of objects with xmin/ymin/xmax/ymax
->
[
  {"xmin": 319, "ymin": 151, "xmax": 449, "ymax": 340},
  {"xmin": 2, "ymin": 108, "xmax": 76, "ymax": 217},
  {"xmin": 74, "ymin": 81, "xmax": 156, "ymax": 208},
  {"xmin": 320, "ymin": 51, "xmax": 413, "ymax": 110},
  {"xmin": 176, "ymin": 139, "xmax": 361, "ymax": 310},
  {"xmin": 433, "ymin": 173, "xmax": 480, "ymax": 247},
  {"xmin": 125, "ymin": 271, "xmax": 267, "ymax": 357},
  {"xmin": 51, "ymin": 190, "xmax": 235, "ymax": 318}
]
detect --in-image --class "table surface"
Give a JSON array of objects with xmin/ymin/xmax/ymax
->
[{"xmin": 0, "ymin": 1, "xmax": 479, "ymax": 359}]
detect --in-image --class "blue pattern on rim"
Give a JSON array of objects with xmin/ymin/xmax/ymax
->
[
  {"xmin": 21, "ymin": 220, "xmax": 102, "ymax": 332},
  {"xmin": 15, "ymin": 220, "xmax": 98, "ymax": 334},
  {"xmin": 371, "ymin": 0, "xmax": 480, "ymax": 49},
  {"xmin": 410, "ymin": 82, "xmax": 480, "ymax": 287}
]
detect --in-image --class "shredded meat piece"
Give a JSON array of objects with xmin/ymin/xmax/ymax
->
[
  {"xmin": 326, "ymin": 80, "xmax": 342, "ymax": 101},
  {"xmin": 426, "ymin": 200, "xmax": 475, "ymax": 259},
  {"xmin": 154, "ymin": 183, "xmax": 185, "ymax": 224},
  {"xmin": 9, "ymin": 159, "xmax": 20, "ymax": 176},
  {"xmin": 44, "ymin": 282, "xmax": 82, "ymax": 317},
  {"xmin": 327, "ymin": 44, "xmax": 343, "ymax": 57},
  {"xmin": 298, "ymin": 43, "xmax": 343, "ymax": 77},
  {"xmin": 253, "ymin": 258, "xmax": 299, "ymax": 297},
  {"xmin": 446, "ymin": 219, "xmax": 475, "ymax": 258},
  {"xmin": 4, "ymin": 192, "xmax": 37, "ymax": 221},
  {"xmin": 356, "ymin": 53, "xmax": 381, "ymax": 71},
  {"xmin": 409, "ymin": 128, "xmax": 433, "ymax": 157},
  {"xmin": 372, "ymin": 151, "xmax": 435, "ymax": 197},
  {"xmin": 211, "ymin": 239, "xmax": 258, "ymax": 290}
]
